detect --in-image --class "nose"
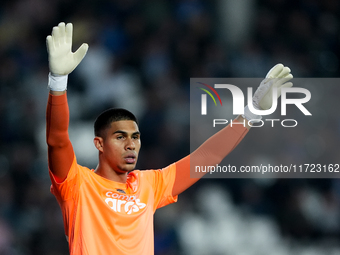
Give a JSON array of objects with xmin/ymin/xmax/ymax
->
[{"xmin": 125, "ymin": 138, "xmax": 135, "ymax": 150}]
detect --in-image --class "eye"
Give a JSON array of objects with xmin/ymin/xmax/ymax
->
[{"xmin": 116, "ymin": 135, "xmax": 124, "ymax": 140}]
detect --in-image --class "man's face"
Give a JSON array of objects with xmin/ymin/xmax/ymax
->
[{"xmin": 100, "ymin": 120, "xmax": 141, "ymax": 173}]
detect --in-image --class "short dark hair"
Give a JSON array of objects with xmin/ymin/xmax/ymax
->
[{"xmin": 94, "ymin": 108, "xmax": 138, "ymax": 138}]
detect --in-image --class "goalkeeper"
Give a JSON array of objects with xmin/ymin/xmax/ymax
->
[{"xmin": 46, "ymin": 22, "xmax": 293, "ymax": 255}]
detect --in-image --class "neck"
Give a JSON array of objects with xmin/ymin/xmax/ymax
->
[{"xmin": 94, "ymin": 162, "xmax": 128, "ymax": 183}]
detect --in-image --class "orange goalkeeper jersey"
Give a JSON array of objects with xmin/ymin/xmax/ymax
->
[
  {"xmin": 49, "ymin": 154, "xmax": 178, "ymax": 255},
  {"xmin": 46, "ymin": 93, "xmax": 249, "ymax": 255}
]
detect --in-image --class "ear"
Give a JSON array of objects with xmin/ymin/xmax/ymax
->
[{"xmin": 94, "ymin": 136, "xmax": 104, "ymax": 152}]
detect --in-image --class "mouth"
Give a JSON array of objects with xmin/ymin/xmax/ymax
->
[{"xmin": 124, "ymin": 153, "xmax": 137, "ymax": 164}]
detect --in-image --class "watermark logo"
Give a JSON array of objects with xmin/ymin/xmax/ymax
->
[
  {"xmin": 197, "ymin": 82, "xmax": 222, "ymax": 115},
  {"xmin": 200, "ymin": 83, "xmax": 311, "ymax": 116},
  {"xmin": 196, "ymin": 81, "xmax": 312, "ymax": 128},
  {"xmin": 190, "ymin": 78, "xmax": 337, "ymax": 179}
]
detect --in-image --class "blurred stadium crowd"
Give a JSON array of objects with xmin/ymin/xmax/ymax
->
[{"xmin": 1, "ymin": 0, "xmax": 340, "ymax": 254}]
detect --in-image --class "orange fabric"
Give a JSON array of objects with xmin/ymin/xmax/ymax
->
[
  {"xmin": 49, "ymin": 156, "xmax": 177, "ymax": 255},
  {"xmin": 46, "ymin": 93, "xmax": 249, "ymax": 254},
  {"xmin": 46, "ymin": 93, "xmax": 178, "ymax": 254},
  {"xmin": 46, "ymin": 93, "xmax": 74, "ymax": 182}
]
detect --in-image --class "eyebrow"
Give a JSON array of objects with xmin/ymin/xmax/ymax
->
[{"xmin": 113, "ymin": 130, "xmax": 140, "ymax": 136}]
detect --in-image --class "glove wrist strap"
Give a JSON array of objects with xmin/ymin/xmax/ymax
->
[
  {"xmin": 48, "ymin": 72, "xmax": 68, "ymax": 91},
  {"xmin": 242, "ymin": 105, "xmax": 262, "ymax": 123}
]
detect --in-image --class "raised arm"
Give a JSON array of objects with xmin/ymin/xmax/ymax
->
[
  {"xmin": 46, "ymin": 22, "xmax": 88, "ymax": 182},
  {"xmin": 172, "ymin": 64, "xmax": 293, "ymax": 196}
]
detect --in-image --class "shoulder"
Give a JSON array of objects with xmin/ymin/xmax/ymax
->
[
  {"xmin": 127, "ymin": 169, "xmax": 157, "ymax": 187},
  {"xmin": 130, "ymin": 165, "xmax": 177, "ymax": 184},
  {"xmin": 127, "ymin": 169, "xmax": 152, "ymax": 182}
]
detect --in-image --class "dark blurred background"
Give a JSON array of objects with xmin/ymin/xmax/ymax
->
[{"xmin": 1, "ymin": 0, "xmax": 340, "ymax": 254}]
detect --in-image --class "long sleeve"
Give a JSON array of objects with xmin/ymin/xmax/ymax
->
[
  {"xmin": 172, "ymin": 121, "xmax": 248, "ymax": 196},
  {"xmin": 46, "ymin": 92, "xmax": 74, "ymax": 182}
]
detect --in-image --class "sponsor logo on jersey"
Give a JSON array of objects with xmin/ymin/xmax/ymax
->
[{"xmin": 104, "ymin": 191, "xmax": 146, "ymax": 214}]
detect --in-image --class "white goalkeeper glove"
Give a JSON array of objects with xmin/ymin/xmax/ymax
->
[
  {"xmin": 46, "ymin": 22, "xmax": 89, "ymax": 91},
  {"xmin": 243, "ymin": 63, "xmax": 293, "ymax": 122}
]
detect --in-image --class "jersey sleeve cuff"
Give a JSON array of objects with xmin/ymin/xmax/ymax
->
[
  {"xmin": 230, "ymin": 119, "xmax": 250, "ymax": 134},
  {"xmin": 48, "ymin": 92, "xmax": 68, "ymax": 105}
]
